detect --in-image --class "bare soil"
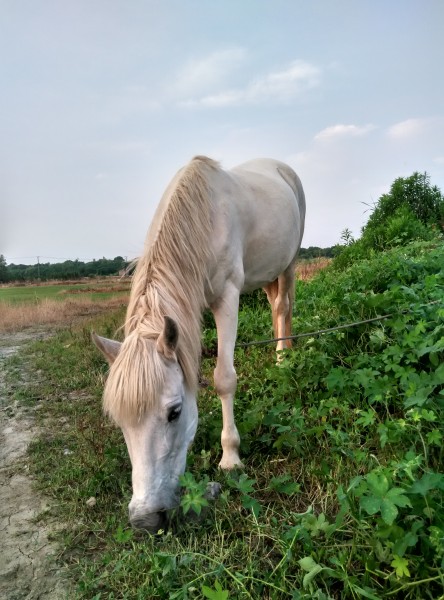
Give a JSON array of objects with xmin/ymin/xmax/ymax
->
[{"xmin": 0, "ymin": 329, "xmax": 71, "ymax": 599}]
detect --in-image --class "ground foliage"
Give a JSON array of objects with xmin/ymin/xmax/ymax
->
[{"xmin": 14, "ymin": 239, "xmax": 444, "ymax": 599}]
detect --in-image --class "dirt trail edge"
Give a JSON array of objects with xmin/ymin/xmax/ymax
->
[{"xmin": 0, "ymin": 330, "xmax": 71, "ymax": 600}]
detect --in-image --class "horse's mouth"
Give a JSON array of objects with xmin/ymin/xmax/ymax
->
[{"xmin": 130, "ymin": 509, "xmax": 170, "ymax": 533}]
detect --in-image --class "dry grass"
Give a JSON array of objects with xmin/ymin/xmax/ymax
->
[
  {"xmin": 296, "ymin": 257, "xmax": 331, "ymax": 281},
  {"xmin": 0, "ymin": 296, "xmax": 129, "ymax": 333},
  {"xmin": 0, "ymin": 276, "xmax": 129, "ymax": 289}
]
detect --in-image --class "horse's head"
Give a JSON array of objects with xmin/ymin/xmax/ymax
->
[{"xmin": 92, "ymin": 317, "xmax": 198, "ymax": 533}]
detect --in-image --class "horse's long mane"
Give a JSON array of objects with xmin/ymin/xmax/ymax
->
[{"xmin": 103, "ymin": 156, "xmax": 218, "ymax": 422}]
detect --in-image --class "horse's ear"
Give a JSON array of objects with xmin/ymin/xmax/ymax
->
[
  {"xmin": 92, "ymin": 332, "xmax": 122, "ymax": 365},
  {"xmin": 157, "ymin": 316, "xmax": 179, "ymax": 360}
]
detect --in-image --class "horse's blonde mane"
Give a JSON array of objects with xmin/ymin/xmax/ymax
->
[{"xmin": 103, "ymin": 156, "xmax": 218, "ymax": 423}]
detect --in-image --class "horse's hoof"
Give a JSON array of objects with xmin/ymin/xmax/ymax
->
[
  {"xmin": 205, "ymin": 481, "xmax": 222, "ymax": 501},
  {"xmin": 218, "ymin": 457, "xmax": 244, "ymax": 471}
]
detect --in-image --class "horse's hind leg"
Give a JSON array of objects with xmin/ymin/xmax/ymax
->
[
  {"xmin": 263, "ymin": 279, "xmax": 279, "ymax": 339},
  {"xmin": 285, "ymin": 271, "xmax": 295, "ymax": 342},
  {"xmin": 211, "ymin": 282, "xmax": 243, "ymax": 470},
  {"xmin": 275, "ymin": 262, "xmax": 296, "ymax": 356},
  {"xmin": 277, "ymin": 264, "xmax": 296, "ymax": 350}
]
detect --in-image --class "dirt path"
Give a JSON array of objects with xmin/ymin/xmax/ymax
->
[{"xmin": 0, "ymin": 330, "xmax": 70, "ymax": 600}]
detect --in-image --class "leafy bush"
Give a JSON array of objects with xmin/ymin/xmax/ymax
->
[
  {"xmin": 367, "ymin": 171, "xmax": 444, "ymax": 230},
  {"xmin": 334, "ymin": 172, "xmax": 444, "ymax": 270}
]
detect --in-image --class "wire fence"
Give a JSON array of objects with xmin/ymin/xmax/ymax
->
[{"xmin": 235, "ymin": 299, "xmax": 442, "ymax": 349}]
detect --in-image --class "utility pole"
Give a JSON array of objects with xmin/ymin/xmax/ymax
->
[{"xmin": 37, "ymin": 256, "xmax": 40, "ymax": 279}]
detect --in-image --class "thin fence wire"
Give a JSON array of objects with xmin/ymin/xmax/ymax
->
[{"xmin": 235, "ymin": 299, "xmax": 442, "ymax": 349}]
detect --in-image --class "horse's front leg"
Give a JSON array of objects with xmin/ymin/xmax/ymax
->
[{"xmin": 211, "ymin": 282, "xmax": 243, "ymax": 470}]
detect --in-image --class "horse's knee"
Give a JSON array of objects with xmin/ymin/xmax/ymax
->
[{"xmin": 214, "ymin": 364, "xmax": 237, "ymax": 397}]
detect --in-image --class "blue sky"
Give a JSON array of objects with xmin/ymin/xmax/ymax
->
[{"xmin": 2, "ymin": 0, "xmax": 443, "ymax": 264}]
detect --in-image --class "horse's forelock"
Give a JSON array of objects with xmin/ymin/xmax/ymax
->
[{"xmin": 103, "ymin": 332, "xmax": 166, "ymax": 424}]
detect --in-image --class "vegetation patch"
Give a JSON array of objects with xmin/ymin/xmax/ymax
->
[{"xmin": 16, "ymin": 238, "xmax": 443, "ymax": 599}]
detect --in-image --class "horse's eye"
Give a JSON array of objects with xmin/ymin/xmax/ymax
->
[{"xmin": 168, "ymin": 406, "xmax": 182, "ymax": 423}]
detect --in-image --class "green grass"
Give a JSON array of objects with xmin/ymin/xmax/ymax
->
[
  {"xmin": 0, "ymin": 282, "xmax": 129, "ymax": 303},
  {"xmin": 10, "ymin": 239, "xmax": 444, "ymax": 599}
]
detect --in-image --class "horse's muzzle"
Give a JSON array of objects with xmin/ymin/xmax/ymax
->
[{"xmin": 129, "ymin": 508, "xmax": 169, "ymax": 533}]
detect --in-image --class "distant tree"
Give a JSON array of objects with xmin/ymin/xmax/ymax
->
[
  {"xmin": 299, "ymin": 246, "xmax": 335, "ymax": 259},
  {"xmin": 0, "ymin": 254, "xmax": 8, "ymax": 282}
]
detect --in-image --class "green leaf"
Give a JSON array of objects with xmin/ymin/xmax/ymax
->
[
  {"xmin": 434, "ymin": 362, "xmax": 444, "ymax": 384},
  {"xmin": 347, "ymin": 476, "xmax": 363, "ymax": 493},
  {"xmin": 393, "ymin": 529, "xmax": 419, "ymax": 557},
  {"xmin": 202, "ymin": 580, "xmax": 229, "ymax": 600},
  {"xmin": 113, "ymin": 525, "xmax": 133, "ymax": 543},
  {"xmin": 391, "ymin": 555, "xmax": 410, "ymax": 578},
  {"xmin": 241, "ymin": 494, "xmax": 261, "ymax": 518},
  {"xmin": 325, "ymin": 368, "xmax": 347, "ymax": 391},
  {"xmin": 180, "ymin": 493, "xmax": 209, "ymax": 515},
  {"xmin": 228, "ymin": 473, "xmax": 256, "ymax": 494},
  {"xmin": 380, "ymin": 499, "xmax": 399, "ymax": 525},
  {"xmin": 302, "ymin": 565, "xmax": 323, "ymax": 589},
  {"xmin": 302, "ymin": 513, "xmax": 331, "ymax": 537},
  {"xmin": 360, "ymin": 495, "xmax": 381, "ymax": 516},
  {"xmin": 409, "ymin": 472, "xmax": 444, "ymax": 496},
  {"xmin": 298, "ymin": 556, "xmax": 319, "ymax": 572},
  {"xmin": 377, "ymin": 424, "xmax": 388, "ymax": 448},
  {"xmin": 356, "ymin": 409, "xmax": 376, "ymax": 427},
  {"xmin": 350, "ymin": 585, "xmax": 381, "ymax": 600},
  {"xmin": 386, "ymin": 487, "xmax": 411, "ymax": 508},
  {"xmin": 268, "ymin": 474, "xmax": 300, "ymax": 495},
  {"xmin": 366, "ymin": 472, "xmax": 390, "ymax": 496},
  {"xmin": 427, "ymin": 429, "xmax": 442, "ymax": 446},
  {"xmin": 298, "ymin": 556, "xmax": 323, "ymax": 589}
]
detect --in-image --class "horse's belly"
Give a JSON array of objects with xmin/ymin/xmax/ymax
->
[{"xmin": 241, "ymin": 244, "xmax": 298, "ymax": 292}]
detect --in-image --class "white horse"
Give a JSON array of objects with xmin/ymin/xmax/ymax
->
[{"xmin": 93, "ymin": 156, "xmax": 305, "ymax": 532}]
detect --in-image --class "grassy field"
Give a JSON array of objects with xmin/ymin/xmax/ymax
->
[
  {"xmin": 0, "ymin": 279, "xmax": 130, "ymax": 304},
  {"xmin": 0, "ymin": 279, "xmax": 131, "ymax": 332},
  {"xmin": 6, "ymin": 245, "xmax": 444, "ymax": 599}
]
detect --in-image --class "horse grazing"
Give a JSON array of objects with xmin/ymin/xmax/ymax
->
[{"xmin": 93, "ymin": 156, "xmax": 305, "ymax": 532}]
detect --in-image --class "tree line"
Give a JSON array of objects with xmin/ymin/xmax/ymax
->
[
  {"xmin": 0, "ymin": 249, "xmax": 336, "ymax": 283},
  {"xmin": 0, "ymin": 256, "xmax": 129, "ymax": 283}
]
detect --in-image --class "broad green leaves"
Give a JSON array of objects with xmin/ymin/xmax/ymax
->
[{"xmin": 357, "ymin": 472, "xmax": 411, "ymax": 525}]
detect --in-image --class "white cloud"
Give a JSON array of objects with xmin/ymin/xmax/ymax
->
[
  {"xmin": 247, "ymin": 60, "xmax": 321, "ymax": 102},
  {"xmin": 433, "ymin": 156, "xmax": 444, "ymax": 165},
  {"xmin": 387, "ymin": 118, "xmax": 429, "ymax": 139},
  {"xmin": 173, "ymin": 47, "xmax": 247, "ymax": 97},
  {"xmin": 181, "ymin": 59, "xmax": 321, "ymax": 108},
  {"xmin": 314, "ymin": 123, "xmax": 376, "ymax": 141}
]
